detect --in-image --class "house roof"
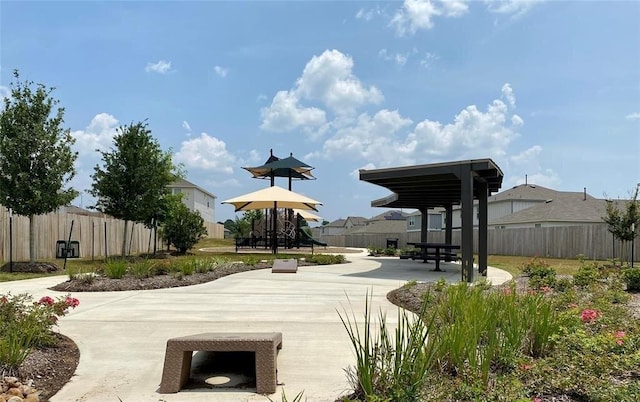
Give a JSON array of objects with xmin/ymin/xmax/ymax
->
[
  {"xmin": 324, "ymin": 218, "xmax": 346, "ymax": 228},
  {"xmin": 343, "ymin": 219, "xmax": 406, "ymax": 235},
  {"xmin": 167, "ymin": 178, "xmax": 217, "ymax": 199},
  {"xmin": 491, "ymin": 194, "xmax": 609, "ymax": 225},
  {"xmin": 345, "ymin": 216, "xmax": 368, "ymax": 226},
  {"xmin": 368, "ymin": 210, "xmax": 410, "ymax": 221},
  {"xmin": 488, "ymin": 183, "xmax": 594, "ymax": 203}
]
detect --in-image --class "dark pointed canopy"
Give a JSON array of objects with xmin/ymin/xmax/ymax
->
[{"xmin": 242, "ymin": 152, "xmax": 315, "ymax": 181}]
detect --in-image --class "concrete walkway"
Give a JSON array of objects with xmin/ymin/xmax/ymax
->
[{"xmin": 3, "ymin": 249, "xmax": 511, "ymax": 402}]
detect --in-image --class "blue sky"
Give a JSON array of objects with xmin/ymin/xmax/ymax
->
[{"xmin": 1, "ymin": 0, "xmax": 639, "ymax": 224}]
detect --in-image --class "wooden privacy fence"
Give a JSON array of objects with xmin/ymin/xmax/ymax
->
[
  {"xmin": 0, "ymin": 208, "xmax": 224, "ymax": 262},
  {"xmin": 321, "ymin": 224, "xmax": 639, "ymax": 262}
]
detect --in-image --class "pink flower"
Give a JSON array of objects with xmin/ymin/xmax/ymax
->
[
  {"xmin": 38, "ymin": 296, "xmax": 55, "ymax": 306},
  {"xmin": 580, "ymin": 309, "xmax": 600, "ymax": 323},
  {"xmin": 533, "ymin": 397, "xmax": 542, "ymax": 402},
  {"xmin": 540, "ymin": 286, "xmax": 552, "ymax": 293},
  {"xmin": 65, "ymin": 296, "xmax": 80, "ymax": 308},
  {"xmin": 0, "ymin": 295, "xmax": 7, "ymax": 304},
  {"xmin": 520, "ymin": 363, "xmax": 533, "ymax": 370},
  {"xmin": 503, "ymin": 287, "xmax": 512, "ymax": 295},
  {"xmin": 614, "ymin": 331, "xmax": 625, "ymax": 346}
]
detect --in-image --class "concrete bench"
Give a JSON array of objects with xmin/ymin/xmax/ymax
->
[
  {"xmin": 159, "ymin": 332, "xmax": 283, "ymax": 394},
  {"xmin": 272, "ymin": 259, "xmax": 298, "ymax": 273}
]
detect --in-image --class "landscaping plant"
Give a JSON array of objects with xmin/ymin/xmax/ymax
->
[{"xmin": 0, "ymin": 293, "xmax": 79, "ymax": 375}]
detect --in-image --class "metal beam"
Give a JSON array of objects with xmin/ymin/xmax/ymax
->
[{"xmin": 460, "ymin": 166, "xmax": 474, "ymax": 282}]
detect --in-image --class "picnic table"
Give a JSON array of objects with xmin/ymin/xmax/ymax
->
[{"xmin": 407, "ymin": 242, "xmax": 461, "ymax": 272}]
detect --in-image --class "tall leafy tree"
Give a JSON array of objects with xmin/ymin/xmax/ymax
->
[
  {"xmin": 0, "ymin": 70, "xmax": 78, "ymax": 263},
  {"xmin": 89, "ymin": 121, "xmax": 179, "ymax": 257}
]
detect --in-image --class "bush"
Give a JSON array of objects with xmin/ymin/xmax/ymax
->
[
  {"xmin": 367, "ymin": 245, "xmax": 383, "ymax": 256},
  {"xmin": 130, "ymin": 259, "xmax": 156, "ymax": 279},
  {"xmin": 305, "ymin": 254, "xmax": 346, "ymax": 265},
  {"xmin": 522, "ymin": 257, "xmax": 556, "ymax": 289},
  {"xmin": 104, "ymin": 259, "xmax": 128, "ymax": 279},
  {"xmin": 383, "ymin": 247, "xmax": 397, "ymax": 256},
  {"xmin": 0, "ymin": 293, "xmax": 79, "ymax": 370},
  {"xmin": 622, "ymin": 268, "xmax": 640, "ymax": 291},
  {"xmin": 161, "ymin": 202, "xmax": 207, "ymax": 254},
  {"xmin": 573, "ymin": 264, "xmax": 600, "ymax": 288}
]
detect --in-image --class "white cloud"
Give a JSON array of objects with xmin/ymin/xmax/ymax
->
[
  {"xmin": 379, "ymin": 49, "xmax": 410, "ymax": 66},
  {"xmin": 321, "ymin": 109, "xmax": 414, "ymax": 165},
  {"xmin": 71, "ymin": 113, "xmax": 119, "ymax": 156},
  {"xmin": 68, "ymin": 113, "xmax": 121, "ymax": 205},
  {"xmin": 260, "ymin": 91, "xmax": 327, "ymax": 132},
  {"xmin": 484, "ymin": 0, "xmax": 544, "ymax": 18},
  {"xmin": 174, "ymin": 133, "xmax": 236, "ymax": 174},
  {"xmin": 145, "ymin": 60, "xmax": 172, "ymax": 74},
  {"xmin": 625, "ymin": 112, "xmax": 640, "ymax": 120},
  {"xmin": 260, "ymin": 49, "xmax": 382, "ymax": 132},
  {"xmin": 214, "ymin": 65, "xmax": 228, "ymax": 77},
  {"xmin": 182, "ymin": 120, "xmax": 191, "ymax": 133},
  {"xmin": 405, "ymin": 98, "xmax": 518, "ymax": 160},
  {"xmin": 351, "ymin": 163, "xmax": 377, "ymax": 179},
  {"xmin": 296, "ymin": 49, "xmax": 383, "ymax": 114},
  {"xmin": 501, "ymin": 83, "xmax": 516, "ymax": 108},
  {"xmin": 506, "ymin": 145, "xmax": 560, "ymax": 188},
  {"xmin": 419, "ymin": 52, "xmax": 439, "ymax": 68},
  {"xmin": 356, "ymin": 6, "xmax": 383, "ymax": 21},
  {"xmin": 390, "ymin": 0, "xmax": 468, "ymax": 36},
  {"xmin": 314, "ymin": 84, "xmax": 524, "ymax": 170}
]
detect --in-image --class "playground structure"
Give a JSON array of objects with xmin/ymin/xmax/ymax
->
[
  {"xmin": 225, "ymin": 150, "xmax": 326, "ymax": 253},
  {"xmin": 241, "ymin": 210, "xmax": 326, "ymax": 250}
]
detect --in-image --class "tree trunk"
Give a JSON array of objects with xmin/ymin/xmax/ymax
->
[
  {"xmin": 29, "ymin": 214, "xmax": 35, "ymax": 263},
  {"xmin": 122, "ymin": 220, "xmax": 129, "ymax": 258}
]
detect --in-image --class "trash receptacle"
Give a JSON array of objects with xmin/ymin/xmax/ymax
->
[{"xmin": 386, "ymin": 238, "xmax": 398, "ymax": 249}]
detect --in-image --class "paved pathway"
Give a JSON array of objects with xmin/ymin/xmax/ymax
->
[{"xmin": 2, "ymin": 249, "xmax": 511, "ymax": 402}]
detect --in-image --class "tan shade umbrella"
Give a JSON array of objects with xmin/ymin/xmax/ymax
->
[
  {"xmin": 222, "ymin": 185, "xmax": 322, "ymax": 212},
  {"xmin": 222, "ymin": 186, "xmax": 322, "ymax": 254},
  {"xmin": 293, "ymin": 208, "xmax": 322, "ymax": 222}
]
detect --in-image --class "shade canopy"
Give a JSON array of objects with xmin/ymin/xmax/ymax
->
[
  {"xmin": 222, "ymin": 185, "xmax": 322, "ymax": 212},
  {"xmin": 293, "ymin": 208, "xmax": 322, "ymax": 222},
  {"xmin": 242, "ymin": 154, "xmax": 315, "ymax": 181}
]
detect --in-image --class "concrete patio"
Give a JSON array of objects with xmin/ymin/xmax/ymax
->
[{"xmin": 2, "ymin": 249, "xmax": 511, "ymax": 402}]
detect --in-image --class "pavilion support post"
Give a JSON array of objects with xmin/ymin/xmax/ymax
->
[
  {"xmin": 460, "ymin": 167, "xmax": 474, "ymax": 283},
  {"xmin": 477, "ymin": 181, "xmax": 488, "ymax": 276},
  {"xmin": 420, "ymin": 208, "xmax": 429, "ymax": 243},
  {"xmin": 445, "ymin": 204, "xmax": 453, "ymax": 245}
]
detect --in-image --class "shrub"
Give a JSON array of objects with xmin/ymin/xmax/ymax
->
[
  {"xmin": 383, "ymin": 247, "xmax": 397, "ymax": 256},
  {"xmin": 0, "ymin": 293, "xmax": 79, "ymax": 370},
  {"xmin": 305, "ymin": 254, "xmax": 346, "ymax": 265},
  {"xmin": 573, "ymin": 263, "xmax": 600, "ymax": 288},
  {"xmin": 522, "ymin": 257, "xmax": 556, "ymax": 289},
  {"xmin": 160, "ymin": 202, "xmax": 207, "ymax": 254},
  {"xmin": 367, "ymin": 245, "xmax": 383, "ymax": 256},
  {"xmin": 622, "ymin": 268, "xmax": 640, "ymax": 291},
  {"xmin": 130, "ymin": 259, "xmax": 156, "ymax": 279},
  {"xmin": 338, "ymin": 293, "xmax": 436, "ymax": 401},
  {"xmin": 104, "ymin": 259, "xmax": 128, "ymax": 279}
]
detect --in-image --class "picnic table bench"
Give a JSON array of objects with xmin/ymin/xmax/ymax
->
[{"xmin": 407, "ymin": 242, "xmax": 461, "ymax": 272}]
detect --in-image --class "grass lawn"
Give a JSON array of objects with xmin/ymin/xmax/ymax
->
[{"xmin": 486, "ymin": 254, "xmax": 609, "ymax": 277}]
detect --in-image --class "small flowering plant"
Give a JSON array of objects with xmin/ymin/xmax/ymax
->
[
  {"xmin": 1, "ymin": 292, "xmax": 80, "ymax": 368},
  {"xmin": 580, "ymin": 308, "xmax": 600, "ymax": 323}
]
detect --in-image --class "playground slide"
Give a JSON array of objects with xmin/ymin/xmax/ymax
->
[{"xmin": 299, "ymin": 229, "xmax": 328, "ymax": 247}]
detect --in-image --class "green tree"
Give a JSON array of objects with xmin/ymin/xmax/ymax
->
[
  {"xmin": 89, "ymin": 121, "xmax": 179, "ymax": 257},
  {"xmin": 603, "ymin": 187, "xmax": 640, "ymax": 259},
  {"xmin": 160, "ymin": 201, "xmax": 207, "ymax": 254},
  {"xmin": 0, "ymin": 70, "xmax": 78, "ymax": 263}
]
